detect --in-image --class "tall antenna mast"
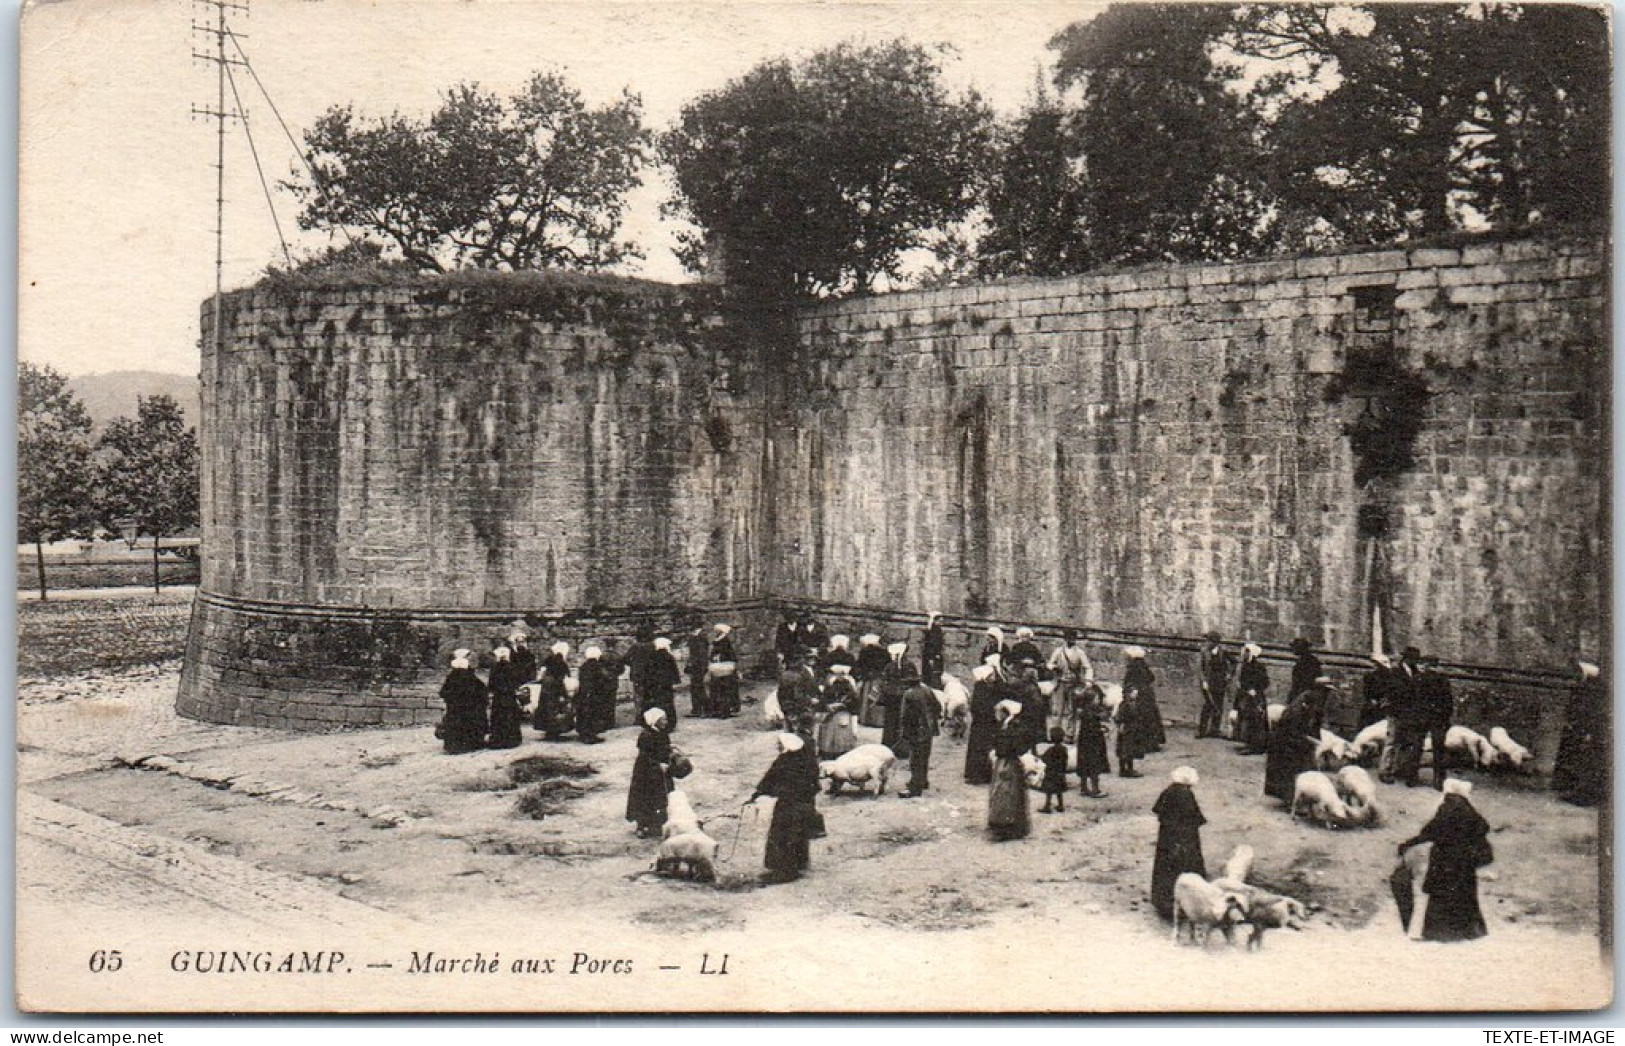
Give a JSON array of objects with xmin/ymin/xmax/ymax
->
[{"xmin": 191, "ymin": 0, "xmax": 249, "ymax": 353}]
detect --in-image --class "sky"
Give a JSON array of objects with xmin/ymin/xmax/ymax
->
[{"xmin": 18, "ymin": 0, "xmax": 1108, "ymax": 377}]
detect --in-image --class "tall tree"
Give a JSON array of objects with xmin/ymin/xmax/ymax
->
[
  {"xmin": 94, "ymin": 396, "xmax": 201, "ymax": 594},
  {"xmin": 977, "ymin": 80, "xmax": 1091, "ymax": 278},
  {"xmin": 287, "ymin": 72, "xmax": 650, "ymax": 272},
  {"xmin": 662, "ymin": 41, "xmax": 994, "ymax": 304},
  {"xmin": 1046, "ymin": 4, "xmax": 1273, "ymax": 269},
  {"xmin": 17, "ymin": 363, "xmax": 96, "ymax": 601},
  {"xmin": 1232, "ymin": 3, "xmax": 1610, "ymax": 243}
]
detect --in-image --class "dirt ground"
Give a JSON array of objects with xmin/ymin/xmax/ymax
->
[{"xmin": 14, "ymin": 616, "xmax": 1612, "ymax": 1012}]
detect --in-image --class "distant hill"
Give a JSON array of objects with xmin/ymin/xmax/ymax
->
[{"xmin": 68, "ymin": 371, "xmax": 200, "ymax": 431}]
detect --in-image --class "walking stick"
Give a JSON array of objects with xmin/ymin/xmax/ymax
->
[{"xmin": 725, "ymin": 800, "xmax": 757, "ymax": 864}]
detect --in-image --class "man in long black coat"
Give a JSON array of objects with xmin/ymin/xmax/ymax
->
[
  {"xmin": 1196, "ymin": 632, "xmax": 1235, "ymax": 738},
  {"xmin": 686, "ymin": 627, "xmax": 710, "ymax": 718},
  {"xmin": 879, "ymin": 642, "xmax": 918, "ymax": 757},
  {"xmin": 920, "ymin": 612, "xmax": 946, "ymax": 689},
  {"xmin": 624, "ymin": 627, "xmax": 656, "ymax": 716},
  {"xmin": 898, "ymin": 672, "xmax": 941, "ymax": 798},
  {"xmin": 1395, "ymin": 650, "xmax": 1453, "ymax": 789}
]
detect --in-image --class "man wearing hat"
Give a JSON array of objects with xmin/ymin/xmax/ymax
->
[
  {"xmin": 1196, "ymin": 632, "xmax": 1235, "ymax": 739},
  {"xmin": 921, "ymin": 612, "xmax": 947, "ymax": 689},
  {"xmin": 898, "ymin": 667, "xmax": 942, "ymax": 798},
  {"xmin": 1288, "ymin": 637, "xmax": 1323, "ymax": 701},
  {"xmin": 1392, "ymin": 647, "xmax": 1452, "ymax": 789},
  {"xmin": 879, "ymin": 641, "xmax": 918, "ymax": 756},
  {"xmin": 685, "ymin": 625, "xmax": 711, "ymax": 719}
]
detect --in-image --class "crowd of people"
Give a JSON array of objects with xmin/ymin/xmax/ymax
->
[{"xmin": 435, "ymin": 611, "xmax": 1605, "ymax": 931}]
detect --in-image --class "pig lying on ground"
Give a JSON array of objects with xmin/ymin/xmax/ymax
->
[
  {"xmin": 1291, "ymin": 770, "xmax": 1353, "ymax": 828},
  {"xmin": 1334, "ymin": 765, "xmax": 1380, "ymax": 826}
]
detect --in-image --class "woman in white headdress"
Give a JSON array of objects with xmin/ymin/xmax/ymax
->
[
  {"xmin": 439, "ymin": 648, "xmax": 489, "ymax": 754},
  {"xmin": 576, "ymin": 645, "xmax": 623, "ymax": 744},
  {"xmin": 1151, "ymin": 766, "xmax": 1207, "ymax": 920},
  {"xmin": 535, "ymin": 641, "xmax": 574, "ymax": 740},
  {"xmin": 981, "ymin": 626, "xmax": 1009, "ymax": 665},
  {"xmin": 921, "ymin": 612, "xmax": 947, "ymax": 688},
  {"xmin": 646, "ymin": 637, "xmax": 682, "ymax": 732},
  {"xmin": 816, "ymin": 665, "xmax": 860, "ymax": 759},
  {"xmin": 987, "ymin": 699, "xmax": 1032, "ymax": 840},
  {"xmin": 486, "ymin": 644, "xmax": 527, "ymax": 750},
  {"xmin": 1396, "ymin": 778, "xmax": 1491, "ymax": 941},
  {"xmin": 749, "ymin": 732, "xmax": 822, "ymax": 883},
  {"xmin": 964, "ymin": 662, "xmax": 1004, "ymax": 785},
  {"xmin": 1235, "ymin": 642, "xmax": 1270, "ymax": 753},
  {"xmin": 854, "ymin": 634, "xmax": 889, "ymax": 728},
  {"xmin": 708, "ymin": 624, "xmax": 740, "ymax": 718},
  {"xmin": 626, "ymin": 707, "xmax": 674, "ymax": 838}
]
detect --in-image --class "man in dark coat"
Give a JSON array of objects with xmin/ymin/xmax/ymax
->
[
  {"xmin": 624, "ymin": 627, "xmax": 657, "ymax": 716},
  {"xmin": 686, "ymin": 627, "xmax": 710, "ymax": 718},
  {"xmin": 964, "ymin": 662, "xmax": 1003, "ymax": 785},
  {"xmin": 776, "ymin": 651, "xmax": 817, "ymax": 727},
  {"xmin": 1554, "ymin": 661, "xmax": 1607, "ymax": 806},
  {"xmin": 920, "ymin": 612, "xmax": 947, "ymax": 689},
  {"xmin": 1395, "ymin": 779, "xmax": 1491, "ymax": 941},
  {"xmin": 1360, "ymin": 653, "xmax": 1402, "ymax": 730},
  {"xmin": 1151, "ymin": 766, "xmax": 1207, "ymax": 920},
  {"xmin": 898, "ymin": 672, "xmax": 942, "ymax": 798},
  {"xmin": 799, "ymin": 614, "xmax": 828, "ymax": 664},
  {"xmin": 1395, "ymin": 650, "xmax": 1453, "ymax": 789},
  {"xmin": 774, "ymin": 614, "xmax": 799, "ymax": 670},
  {"xmin": 750, "ymin": 733, "xmax": 821, "ymax": 884},
  {"xmin": 879, "ymin": 642, "xmax": 918, "ymax": 757},
  {"xmin": 1289, "ymin": 638, "xmax": 1322, "ymax": 701},
  {"xmin": 439, "ymin": 649, "xmax": 489, "ymax": 754},
  {"xmin": 1197, "ymin": 632, "xmax": 1235, "ymax": 739}
]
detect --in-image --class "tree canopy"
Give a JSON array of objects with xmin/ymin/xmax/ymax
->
[
  {"xmin": 18, "ymin": 363, "xmax": 96, "ymax": 598},
  {"xmin": 94, "ymin": 395, "xmax": 201, "ymax": 593},
  {"xmin": 287, "ymin": 72, "xmax": 651, "ymax": 273},
  {"xmin": 978, "ymin": 2, "xmax": 1609, "ymax": 278},
  {"xmin": 661, "ymin": 40, "xmax": 994, "ymax": 302}
]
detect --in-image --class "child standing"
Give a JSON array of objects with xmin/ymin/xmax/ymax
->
[
  {"xmin": 1040, "ymin": 727, "xmax": 1070, "ymax": 813},
  {"xmin": 1073, "ymin": 684, "xmax": 1111, "ymax": 798}
]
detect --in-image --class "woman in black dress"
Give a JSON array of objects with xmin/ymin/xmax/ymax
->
[
  {"xmin": 439, "ymin": 648, "xmax": 489, "ymax": 754},
  {"xmin": 1071, "ymin": 683, "xmax": 1111, "ymax": 796},
  {"xmin": 485, "ymin": 644, "xmax": 527, "ymax": 750},
  {"xmin": 1396, "ymin": 778, "xmax": 1492, "ymax": 941},
  {"xmin": 1150, "ymin": 765, "xmax": 1207, "ymax": 920},
  {"xmin": 1234, "ymin": 642, "xmax": 1270, "ymax": 753},
  {"xmin": 1122, "ymin": 646, "xmax": 1165, "ymax": 750},
  {"xmin": 534, "ymin": 641, "xmax": 574, "ymax": 739},
  {"xmin": 625, "ymin": 707, "xmax": 674, "ymax": 838},
  {"xmin": 987, "ymin": 700, "xmax": 1033, "ymax": 841},
  {"xmin": 964, "ymin": 661, "xmax": 1004, "ymax": 785},
  {"xmin": 1264, "ymin": 682, "xmax": 1327, "ymax": 802},
  {"xmin": 750, "ymin": 732, "xmax": 821, "ymax": 884}
]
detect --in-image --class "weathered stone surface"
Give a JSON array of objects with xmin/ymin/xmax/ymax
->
[{"xmin": 180, "ymin": 233, "xmax": 1606, "ymax": 730}]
